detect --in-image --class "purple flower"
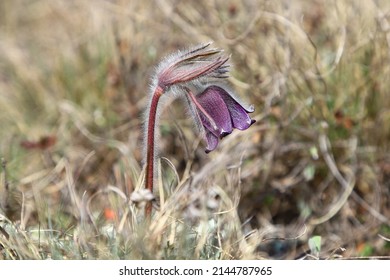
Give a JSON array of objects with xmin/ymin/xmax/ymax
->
[{"xmin": 186, "ymin": 85, "xmax": 255, "ymax": 153}]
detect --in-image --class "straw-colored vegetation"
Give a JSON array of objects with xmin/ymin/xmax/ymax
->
[{"xmin": 0, "ymin": 0, "xmax": 389, "ymax": 259}]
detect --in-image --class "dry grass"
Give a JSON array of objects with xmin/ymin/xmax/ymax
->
[{"xmin": 1, "ymin": 0, "xmax": 390, "ymax": 259}]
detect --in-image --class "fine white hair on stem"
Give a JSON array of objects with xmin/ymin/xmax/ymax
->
[{"xmin": 141, "ymin": 85, "xmax": 177, "ymax": 166}]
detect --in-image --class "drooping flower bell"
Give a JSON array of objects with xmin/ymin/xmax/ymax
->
[{"xmin": 185, "ymin": 85, "xmax": 255, "ymax": 153}]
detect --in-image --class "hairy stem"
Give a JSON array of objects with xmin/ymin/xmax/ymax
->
[{"xmin": 145, "ymin": 86, "xmax": 164, "ymax": 218}]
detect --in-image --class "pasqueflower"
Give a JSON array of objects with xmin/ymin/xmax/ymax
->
[{"xmin": 143, "ymin": 42, "xmax": 255, "ymax": 217}]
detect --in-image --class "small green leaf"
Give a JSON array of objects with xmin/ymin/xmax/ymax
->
[
  {"xmin": 309, "ymin": 146, "xmax": 319, "ymax": 160},
  {"xmin": 359, "ymin": 244, "xmax": 374, "ymax": 257},
  {"xmin": 303, "ymin": 165, "xmax": 315, "ymax": 181},
  {"xmin": 308, "ymin": 235, "xmax": 322, "ymax": 257}
]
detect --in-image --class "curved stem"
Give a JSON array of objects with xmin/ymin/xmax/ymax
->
[{"xmin": 145, "ymin": 86, "xmax": 164, "ymax": 218}]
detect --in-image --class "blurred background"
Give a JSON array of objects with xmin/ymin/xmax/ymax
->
[{"xmin": 0, "ymin": 0, "xmax": 389, "ymax": 259}]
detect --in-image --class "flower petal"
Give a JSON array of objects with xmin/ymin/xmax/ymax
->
[
  {"xmin": 209, "ymin": 86, "xmax": 256, "ymax": 130},
  {"xmin": 196, "ymin": 87, "xmax": 233, "ymax": 137},
  {"xmin": 205, "ymin": 131, "xmax": 219, "ymax": 153}
]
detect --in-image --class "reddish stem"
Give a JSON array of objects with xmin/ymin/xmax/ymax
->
[{"xmin": 145, "ymin": 86, "xmax": 164, "ymax": 218}]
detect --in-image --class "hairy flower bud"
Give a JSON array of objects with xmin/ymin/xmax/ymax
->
[{"xmin": 154, "ymin": 42, "xmax": 229, "ymax": 89}]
